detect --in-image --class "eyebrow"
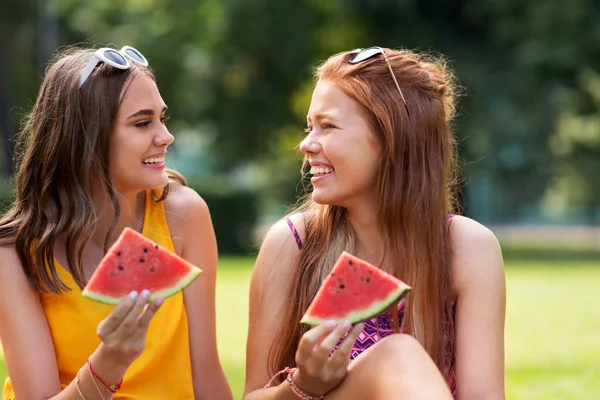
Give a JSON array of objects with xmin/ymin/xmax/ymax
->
[
  {"xmin": 307, "ymin": 112, "xmax": 337, "ymax": 122},
  {"xmin": 127, "ymin": 106, "xmax": 168, "ymax": 120}
]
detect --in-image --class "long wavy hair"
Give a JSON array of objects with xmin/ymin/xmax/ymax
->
[
  {"xmin": 0, "ymin": 47, "xmax": 186, "ymax": 293},
  {"xmin": 268, "ymin": 47, "xmax": 461, "ymax": 381}
]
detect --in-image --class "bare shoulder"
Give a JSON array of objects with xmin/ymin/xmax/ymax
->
[
  {"xmin": 252, "ymin": 212, "xmax": 305, "ymax": 289},
  {"xmin": 161, "ymin": 182, "xmax": 212, "ymax": 253},
  {"xmin": 163, "ymin": 181, "xmax": 210, "ymax": 220},
  {"xmin": 449, "ymin": 215, "xmax": 505, "ymax": 294}
]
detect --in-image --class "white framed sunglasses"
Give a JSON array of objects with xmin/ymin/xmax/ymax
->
[
  {"xmin": 349, "ymin": 46, "xmax": 410, "ymax": 115},
  {"xmin": 78, "ymin": 46, "xmax": 149, "ymax": 88}
]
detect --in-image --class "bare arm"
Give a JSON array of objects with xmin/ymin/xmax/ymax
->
[
  {"xmin": 451, "ymin": 216, "xmax": 506, "ymax": 400},
  {"xmin": 0, "ymin": 246, "xmax": 158, "ymax": 400},
  {"xmin": 166, "ymin": 184, "xmax": 233, "ymax": 400},
  {"xmin": 242, "ymin": 215, "xmax": 308, "ymax": 400}
]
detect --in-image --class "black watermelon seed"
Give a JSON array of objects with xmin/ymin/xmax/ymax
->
[
  {"xmin": 139, "ymin": 258, "xmax": 145, "ymax": 263},
  {"xmin": 366, "ymin": 277, "xmax": 370, "ymax": 283},
  {"xmin": 143, "ymin": 248, "xmax": 148, "ymax": 253},
  {"xmin": 154, "ymin": 245, "xmax": 159, "ymax": 250},
  {"xmin": 150, "ymin": 266, "xmax": 155, "ymax": 272},
  {"xmin": 118, "ymin": 265, "xmax": 124, "ymax": 271},
  {"xmin": 339, "ymin": 283, "xmax": 346, "ymax": 289},
  {"xmin": 348, "ymin": 260, "xmax": 353, "ymax": 266},
  {"xmin": 116, "ymin": 251, "xmax": 121, "ymax": 256}
]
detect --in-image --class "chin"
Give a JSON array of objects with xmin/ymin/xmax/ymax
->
[
  {"xmin": 150, "ymin": 177, "xmax": 170, "ymax": 190},
  {"xmin": 311, "ymin": 190, "xmax": 337, "ymax": 206},
  {"xmin": 138, "ymin": 175, "xmax": 170, "ymax": 192}
]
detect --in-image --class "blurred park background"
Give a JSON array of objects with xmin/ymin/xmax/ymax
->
[{"xmin": 1, "ymin": 0, "xmax": 599, "ymax": 399}]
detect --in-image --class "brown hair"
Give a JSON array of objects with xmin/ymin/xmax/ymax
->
[
  {"xmin": 0, "ymin": 46, "xmax": 185, "ymax": 293},
  {"xmin": 268, "ymin": 47, "xmax": 460, "ymax": 381}
]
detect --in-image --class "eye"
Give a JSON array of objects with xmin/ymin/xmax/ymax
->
[
  {"xmin": 322, "ymin": 123, "xmax": 336, "ymax": 130},
  {"xmin": 134, "ymin": 121, "xmax": 151, "ymax": 128},
  {"xmin": 161, "ymin": 115, "xmax": 171, "ymax": 124},
  {"xmin": 303, "ymin": 126, "xmax": 313, "ymax": 135}
]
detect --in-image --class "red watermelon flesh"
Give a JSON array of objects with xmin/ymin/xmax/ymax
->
[
  {"xmin": 300, "ymin": 251, "xmax": 411, "ymax": 326},
  {"xmin": 82, "ymin": 227, "xmax": 202, "ymax": 305}
]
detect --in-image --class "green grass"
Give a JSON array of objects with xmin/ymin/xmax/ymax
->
[
  {"xmin": 504, "ymin": 261, "xmax": 600, "ymax": 399},
  {"xmin": 2, "ymin": 257, "xmax": 599, "ymax": 400}
]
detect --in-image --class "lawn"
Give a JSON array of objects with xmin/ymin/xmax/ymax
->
[{"xmin": 1, "ymin": 256, "xmax": 599, "ymax": 400}]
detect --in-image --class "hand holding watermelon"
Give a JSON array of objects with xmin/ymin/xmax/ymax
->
[
  {"xmin": 291, "ymin": 320, "xmax": 365, "ymax": 397},
  {"xmin": 95, "ymin": 288, "xmax": 163, "ymax": 366},
  {"xmin": 286, "ymin": 252, "xmax": 412, "ymax": 396}
]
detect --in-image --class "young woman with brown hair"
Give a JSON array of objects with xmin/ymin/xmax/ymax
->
[
  {"xmin": 0, "ymin": 46, "xmax": 232, "ymax": 400},
  {"xmin": 244, "ymin": 47, "xmax": 506, "ymax": 400}
]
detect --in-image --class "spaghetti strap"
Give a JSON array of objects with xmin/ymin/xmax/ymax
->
[
  {"xmin": 447, "ymin": 214, "xmax": 455, "ymax": 234},
  {"xmin": 284, "ymin": 217, "xmax": 303, "ymax": 250}
]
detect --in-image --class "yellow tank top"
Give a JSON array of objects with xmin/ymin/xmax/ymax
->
[{"xmin": 3, "ymin": 190, "xmax": 195, "ymax": 399}]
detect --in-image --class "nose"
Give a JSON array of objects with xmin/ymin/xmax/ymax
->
[
  {"xmin": 299, "ymin": 131, "xmax": 321, "ymax": 156},
  {"xmin": 155, "ymin": 124, "xmax": 174, "ymax": 148}
]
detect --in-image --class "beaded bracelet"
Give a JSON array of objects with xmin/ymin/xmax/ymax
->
[{"xmin": 264, "ymin": 367, "xmax": 325, "ymax": 400}]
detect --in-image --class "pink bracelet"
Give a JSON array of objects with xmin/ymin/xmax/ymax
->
[{"xmin": 264, "ymin": 366, "xmax": 325, "ymax": 400}]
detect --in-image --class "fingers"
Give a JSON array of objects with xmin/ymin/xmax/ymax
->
[
  {"xmin": 113, "ymin": 290, "xmax": 151, "ymax": 334},
  {"xmin": 97, "ymin": 291, "xmax": 140, "ymax": 337},
  {"xmin": 294, "ymin": 320, "xmax": 365, "ymax": 391},
  {"xmin": 329, "ymin": 322, "xmax": 364, "ymax": 366},
  {"xmin": 95, "ymin": 290, "xmax": 164, "ymax": 364},
  {"xmin": 137, "ymin": 297, "xmax": 164, "ymax": 330},
  {"xmin": 311, "ymin": 321, "xmax": 352, "ymax": 365},
  {"xmin": 317, "ymin": 322, "xmax": 363, "ymax": 384},
  {"xmin": 296, "ymin": 321, "xmax": 336, "ymax": 364}
]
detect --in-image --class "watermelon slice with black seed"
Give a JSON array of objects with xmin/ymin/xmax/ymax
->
[
  {"xmin": 300, "ymin": 251, "xmax": 411, "ymax": 326},
  {"xmin": 82, "ymin": 227, "xmax": 202, "ymax": 305}
]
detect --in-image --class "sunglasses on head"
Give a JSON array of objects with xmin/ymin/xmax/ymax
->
[
  {"xmin": 348, "ymin": 46, "xmax": 410, "ymax": 115},
  {"xmin": 78, "ymin": 46, "xmax": 149, "ymax": 88}
]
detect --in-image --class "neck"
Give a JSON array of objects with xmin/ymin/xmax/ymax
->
[
  {"xmin": 345, "ymin": 199, "xmax": 383, "ymax": 265},
  {"xmin": 91, "ymin": 186, "xmax": 145, "ymax": 248}
]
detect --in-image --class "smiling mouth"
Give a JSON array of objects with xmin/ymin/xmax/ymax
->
[
  {"xmin": 310, "ymin": 166, "xmax": 334, "ymax": 177},
  {"xmin": 142, "ymin": 156, "xmax": 165, "ymax": 165}
]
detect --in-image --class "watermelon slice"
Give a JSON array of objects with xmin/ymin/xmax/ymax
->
[
  {"xmin": 300, "ymin": 251, "xmax": 411, "ymax": 326},
  {"xmin": 82, "ymin": 227, "xmax": 202, "ymax": 305}
]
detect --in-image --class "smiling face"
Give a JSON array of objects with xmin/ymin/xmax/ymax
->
[
  {"xmin": 109, "ymin": 73, "xmax": 174, "ymax": 194},
  {"xmin": 300, "ymin": 79, "xmax": 382, "ymax": 208}
]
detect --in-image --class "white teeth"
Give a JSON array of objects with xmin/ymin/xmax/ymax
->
[
  {"xmin": 142, "ymin": 156, "xmax": 165, "ymax": 164},
  {"xmin": 310, "ymin": 166, "xmax": 333, "ymax": 176}
]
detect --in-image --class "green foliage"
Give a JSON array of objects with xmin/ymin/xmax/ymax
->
[
  {"xmin": 1, "ymin": 0, "xmax": 600, "ymax": 224},
  {"xmin": 196, "ymin": 187, "xmax": 260, "ymax": 255}
]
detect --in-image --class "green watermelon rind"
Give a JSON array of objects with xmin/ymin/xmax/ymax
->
[
  {"xmin": 300, "ymin": 284, "xmax": 411, "ymax": 326},
  {"xmin": 81, "ymin": 267, "xmax": 202, "ymax": 306}
]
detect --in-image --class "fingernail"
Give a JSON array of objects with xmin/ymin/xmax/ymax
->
[
  {"xmin": 326, "ymin": 320, "xmax": 336, "ymax": 329},
  {"xmin": 353, "ymin": 322, "xmax": 364, "ymax": 332},
  {"xmin": 129, "ymin": 291, "xmax": 138, "ymax": 299},
  {"xmin": 141, "ymin": 289, "xmax": 150, "ymax": 299},
  {"xmin": 155, "ymin": 297, "xmax": 164, "ymax": 306},
  {"xmin": 342, "ymin": 320, "xmax": 351, "ymax": 330}
]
